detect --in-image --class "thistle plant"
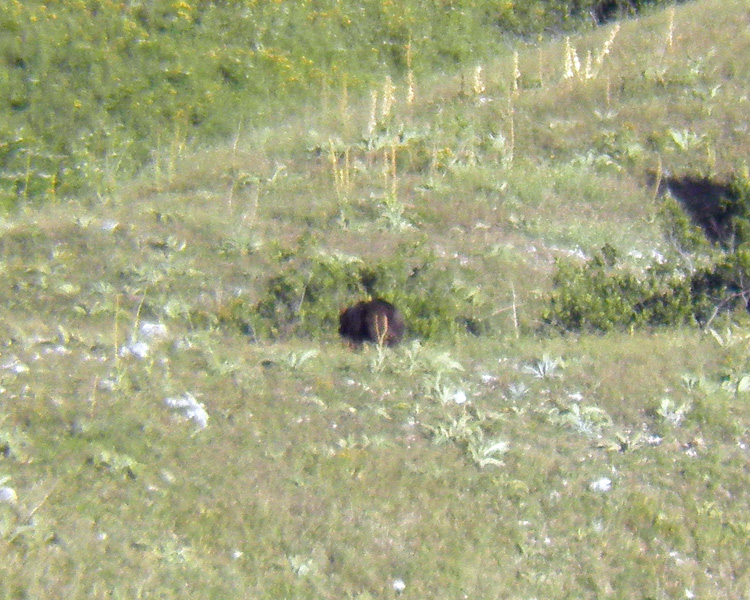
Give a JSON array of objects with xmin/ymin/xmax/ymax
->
[
  {"xmin": 424, "ymin": 411, "xmax": 508, "ymax": 469},
  {"xmin": 284, "ymin": 348, "xmax": 320, "ymax": 370},
  {"xmin": 669, "ymin": 128, "xmax": 704, "ymax": 151},
  {"xmin": 468, "ymin": 438, "xmax": 509, "ymax": 468},
  {"xmin": 523, "ymin": 354, "xmax": 564, "ymax": 379},
  {"xmin": 549, "ymin": 401, "xmax": 613, "ymax": 437},
  {"xmin": 507, "ymin": 381, "xmax": 530, "ymax": 401},
  {"xmin": 425, "ymin": 411, "xmax": 476, "ymax": 446},
  {"xmin": 656, "ymin": 397, "xmax": 691, "ymax": 426},
  {"xmin": 429, "ymin": 381, "xmax": 469, "ymax": 406},
  {"xmin": 400, "ymin": 340, "xmax": 426, "ymax": 375},
  {"xmin": 420, "ymin": 350, "xmax": 465, "ymax": 380},
  {"xmin": 378, "ymin": 194, "xmax": 412, "ymax": 231}
]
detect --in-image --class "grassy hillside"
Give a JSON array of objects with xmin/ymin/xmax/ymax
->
[
  {"xmin": 2, "ymin": 0, "xmax": 750, "ymax": 598},
  {"xmin": 0, "ymin": 0, "xmax": 676, "ymax": 209}
]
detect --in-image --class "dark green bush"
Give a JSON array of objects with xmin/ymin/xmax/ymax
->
[
  {"xmin": 544, "ymin": 246, "xmax": 750, "ymax": 333},
  {"xmin": 543, "ymin": 244, "xmax": 696, "ymax": 332},
  {"xmin": 545, "ymin": 173, "xmax": 750, "ymax": 332},
  {"xmin": 689, "ymin": 249, "xmax": 750, "ymax": 324},
  {"xmin": 245, "ymin": 238, "xmax": 490, "ymax": 341}
]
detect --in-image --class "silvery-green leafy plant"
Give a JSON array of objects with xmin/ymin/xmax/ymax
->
[
  {"xmin": 656, "ymin": 397, "xmax": 691, "ymax": 426},
  {"xmin": 523, "ymin": 354, "xmax": 564, "ymax": 379}
]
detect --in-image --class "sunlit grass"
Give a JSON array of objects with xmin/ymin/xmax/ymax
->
[{"xmin": 2, "ymin": 0, "xmax": 750, "ymax": 597}]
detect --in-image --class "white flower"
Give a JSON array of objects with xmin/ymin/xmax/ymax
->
[
  {"xmin": 165, "ymin": 393, "xmax": 209, "ymax": 429},
  {"xmin": 140, "ymin": 321, "xmax": 168, "ymax": 338},
  {"xmin": 590, "ymin": 477, "xmax": 612, "ymax": 492},
  {"xmin": 452, "ymin": 389, "xmax": 468, "ymax": 405},
  {"xmin": 119, "ymin": 341, "xmax": 149, "ymax": 359},
  {"xmin": 392, "ymin": 578, "xmax": 406, "ymax": 593},
  {"xmin": 2, "ymin": 358, "xmax": 29, "ymax": 374},
  {"xmin": 12, "ymin": 362, "xmax": 28, "ymax": 374},
  {"xmin": 98, "ymin": 378, "xmax": 117, "ymax": 391},
  {"xmin": 101, "ymin": 219, "xmax": 119, "ymax": 232}
]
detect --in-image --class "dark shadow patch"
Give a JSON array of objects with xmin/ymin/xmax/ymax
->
[
  {"xmin": 589, "ymin": 1, "xmax": 689, "ymax": 25},
  {"xmin": 648, "ymin": 171, "xmax": 744, "ymax": 247},
  {"xmin": 591, "ymin": 0, "xmax": 637, "ymax": 24}
]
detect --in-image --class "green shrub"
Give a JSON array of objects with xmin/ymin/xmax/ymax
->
[
  {"xmin": 689, "ymin": 249, "xmax": 750, "ymax": 324},
  {"xmin": 543, "ymin": 244, "xmax": 696, "ymax": 332},
  {"xmin": 544, "ymin": 243, "xmax": 750, "ymax": 334},
  {"xmin": 244, "ymin": 238, "xmax": 491, "ymax": 341},
  {"xmin": 657, "ymin": 195, "xmax": 713, "ymax": 255},
  {"xmin": 545, "ymin": 171, "xmax": 750, "ymax": 333}
]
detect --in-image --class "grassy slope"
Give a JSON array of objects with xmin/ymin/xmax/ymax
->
[
  {"xmin": 2, "ymin": 0, "xmax": 750, "ymax": 598},
  {"xmin": 0, "ymin": 0, "xmax": 613, "ymax": 208}
]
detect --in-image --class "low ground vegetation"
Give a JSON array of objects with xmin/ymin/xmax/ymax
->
[
  {"xmin": 546, "ymin": 173, "xmax": 750, "ymax": 331},
  {"xmin": 2, "ymin": 0, "xmax": 750, "ymax": 598}
]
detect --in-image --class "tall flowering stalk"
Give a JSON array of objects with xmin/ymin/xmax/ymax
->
[
  {"xmin": 596, "ymin": 24, "xmax": 620, "ymax": 67},
  {"xmin": 512, "ymin": 51, "xmax": 521, "ymax": 93},
  {"xmin": 472, "ymin": 65, "xmax": 486, "ymax": 95},
  {"xmin": 381, "ymin": 75, "xmax": 396, "ymax": 121}
]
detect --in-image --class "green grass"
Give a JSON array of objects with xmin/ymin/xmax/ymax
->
[
  {"xmin": 3, "ymin": 0, "xmax": 750, "ymax": 597},
  {"xmin": 0, "ymin": 0, "xmax": 652, "ymax": 209}
]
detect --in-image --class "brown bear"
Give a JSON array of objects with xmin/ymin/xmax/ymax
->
[{"xmin": 338, "ymin": 299, "xmax": 405, "ymax": 347}]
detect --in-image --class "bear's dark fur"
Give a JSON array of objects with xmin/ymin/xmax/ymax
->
[{"xmin": 338, "ymin": 299, "xmax": 405, "ymax": 347}]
